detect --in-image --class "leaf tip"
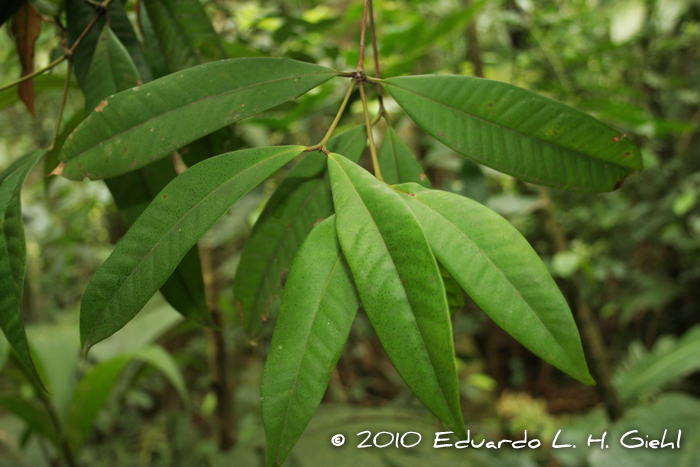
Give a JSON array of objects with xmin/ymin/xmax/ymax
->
[{"xmin": 49, "ymin": 161, "xmax": 64, "ymax": 177}]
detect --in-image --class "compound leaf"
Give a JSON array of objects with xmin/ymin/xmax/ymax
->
[
  {"xmin": 262, "ymin": 216, "xmax": 359, "ymax": 467},
  {"xmin": 378, "ymin": 127, "xmax": 430, "ymax": 187},
  {"xmin": 80, "ymin": 146, "xmax": 306, "ymax": 354},
  {"xmin": 384, "ymin": 75, "xmax": 642, "ymax": 193},
  {"xmin": 327, "ymin": 154, "xmax": 466, "ymax": 437},
  {"xmin": 394, "ymin": 183, "xmax": 593, "ymax": 384},
  {"xmin": 59, "ymin": 58, "xmax": 336, "ymax": 180},
  {"xmin": 235, "ymin": 126, "xmax": 365, "ymax": 335},
  {"xmin": 0, "ymin": 150, "xmax": 46, "ymax": 387}
]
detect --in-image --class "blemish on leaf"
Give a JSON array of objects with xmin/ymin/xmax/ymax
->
[
  {"xmin": 487, "ymin": 103, "xmax": 493, "ymax": 108},
  {"xmin": 438, "ymin": 131, "xmax": 443, "ymax": 137},
  {"xmin": 611, "ymin": 133, "xmax": 627, "ymax": 142},
  {"xmin": 122, "ymin": 145, "xmax": 128, "ymax": 154},
  {"xmin": 163, "ymin": 194, "xmax": 168, "ymax": 200},
  {"xmin": 613, "ymin": 178, "xmax": 625, "ymax": 190},
  {"xmin": 49, "ymin": 161, "xmax": 65, "ymax": 177},
  {"xmin": 409, "ymin": 192, "xmax": 416, "ymax": 197},
  {"xmin": 241, "ymin": 104, "xmax": 245, "ymax": 107},
  {"xmin": 221, "ymin": 73, "xmax": 225, "ymax": 76},
  {"xmin": 95, "ymin": 100, "xmax": 108, "ymax": 112},
  {"xmin": 77, "ymin": 163, "xmax": 82, "ymax": 169},
  {"xmin": 419, "ymin": 173, "xmax": 426, "ymax": 181},
  {"xmin": 313, "ymin": 218, "xmax": 324, "ymax": 227},
  {"xmin": 623, "ymin": 151, "xmax": 630, "ymax": 157}
]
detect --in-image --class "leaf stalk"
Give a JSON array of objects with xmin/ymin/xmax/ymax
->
[{"xmin": 360, "ymin": 82, "xmax": 383, "ymax": 182}]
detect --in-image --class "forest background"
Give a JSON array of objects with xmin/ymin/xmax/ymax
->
[{"xmin": 0, "ymin": 0, "xmax": 699, "ymax": 466}]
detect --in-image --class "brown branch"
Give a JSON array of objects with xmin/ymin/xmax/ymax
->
[{"xmin": 368, "ymin": 0, "xmax": 384, "ymax": 113}]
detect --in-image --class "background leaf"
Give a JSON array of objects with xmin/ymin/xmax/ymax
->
[
  {"xmin": 59, "ymin": 58, "xmax": 335, "ymax": 180},
  {"xmin": 377, "ymin": 127, "xmax": 430, "ymax": 187},
  {"xmin": 394, "ymin": 183, "xmax": 593, "ymax": 384},
  {"xmin": 384, "ymin": 75, "xmax": 642, "ymax": 192},
  {"xmin": 80, "ymin": 146, "xmax": 305, "ymax": 353},
  {"xmin": 0, "ymin": 150, "xmax": 46, "ymax": 387},
  {"xmin": 235, "ymin": 126, "xmax": 366, "ymax": 335},
  {"xmin": 261, "ymin": 216, "xmax": 359, "ymax": 467},
  {"xmin": 141, "ymin": 0, "xmax": 226, "ymax": 73},
  {"xmin": 0, "ymin": 393, "xmax": 58, "ymax": 447},
  {"xmin": 327, "ymin": 153, "xmax": 466, "ymax": 437},
  {"xmin": 10, "ymin": 3, "xmax": 42, "ymax": 118}
]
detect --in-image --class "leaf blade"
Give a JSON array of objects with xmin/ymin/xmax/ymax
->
[
  {"xmin": 261, "ymin": 216, "xmax": 359, "ymax": 467},
  {"xmin": 235, "ymin": 126, "xmax": 366, "ymax": 335},
  {"xmin": 59, "ymin": 58, "xmax": 336, "ymax": 180},
  {"xmin": 384, "ymin": 75, "xmax": 642, "ymax": 192},
  {"xmin": 327, "ymin": 154, "xmax": 466, "ymax": 437},
  {"xmin": 0, "ymin": 150, "xmax": 46, "ymax": 386},
  {"xmin": 10, "ymin": 3, "xmax": 42, "ymax": 118},
  {"xmin": 80, "ymin": 146, "xmax": 306, "ymax": 353},
  {"xmin": 394, "ymin": 183, "xmax": 593, "ymax": 384}
]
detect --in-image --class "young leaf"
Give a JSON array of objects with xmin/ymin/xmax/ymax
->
[
  {"xmin": 235, "ymin": 126, "xmax": 366, "ymax": 335},
  {"xmin": 10, "ymin": 3, "xmax": 42, "ymax": 118},
  {"xmin": 0, "ymin": 150, "xmax": 46, "ymax": 387},
  {"xmin": 84, "ymin": 24, "xmax": 210, "ymax": 326},
  {"xmin": 383, "ymin": 75, "xmax": 642, "ymax": 192},
  {"xmin": 59, "ymin": 58, "xmax": 336, "ymax": 180},
  {"xmin": 64, "ymin": 345, "xmax": 188, "ymax": 454},
  {"xmin": 141, "ymin": 0, "xmax": 226, "ymax": 72},
  {"xmin": 327, "ymin": 154, "xmax": 466, "ymax": 438},
  {"xmin": 261, "ymin": 216, "xmax": 359, "ymax": 467},
  {"xmin": 378, "ymin": 127, "xmax": 430, "ymax": 187},
  {"xmin": 393, "ymin": 183, "xmax": 593, "ymax": 384},
  {"xmin": 80, "ymin": 146, "xmax": 306, "ymax": 354}
]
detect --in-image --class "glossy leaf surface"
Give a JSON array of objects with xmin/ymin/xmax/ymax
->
[
  {"xmin": 327, "ymin": 154, "xmax": 465, "ymax": 437},
  {"xmin": 235, "ymin": 126, "xmax": 365, "ymax": 335},
  {"xmin": 394, "ymin": 183, "xmax": 593, "ymax": 384},
  {"xmin": 378, "ymin": 127, "xmax": 430, "ymax": 187},
  {"xmin": 0, "ymin": 150, "xmax": 46, "ymax": 386},
  {"xmin": 262, "ymin": 216, "xmax": 359, "ymax": 467},
  {"xmin": 59, "ymin": 58, "xmax": 335, "ymax": 180},
  {"xmin": 80, "ymin": 146, "xmax": 305, "ymax": 353},
  {"xmin": 384, "ymin": 75, "xmax": 642, "ymax": 192},
  {"xmin": 84, "ymin": 25, "xmax": 210, "ymax": 326},
  {"xmin": 142, "ymin": 0, "xmax": 226, "ymax": 72}
]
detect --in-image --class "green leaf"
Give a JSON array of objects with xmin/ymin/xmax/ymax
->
[
  {"xmin": 83, "ymin": 25, "xmax": 142, "ymax": 113},
  {"xmin": 141, "ymin": 0, "xmax": 226, "ymax": 73},
  {"xmin": 393, "ymin": 183, "xmax": 593, "ymax": 384},
  {"xmin": 383, "ymin": 75, "xmax": 642, "ymax": 192},
  {"xmin": 83, "ymin": 24, "xmax": 211, "ymax": 326},
  {"xmin": 378, "ymin": 127, "xmax": 431, "ymax": 187},
  {"xmin": 0, "ymin": 150, "xmax": 46, "ymax": 387},
  {"xmin": 261, "ymin": 216, "xmax": 359, "ymax": 467},
  {"xmin": 65, "ymin": 0, "xmax": 152, "ymax": 88},
  {"xmin": 327, "ymin": 154, "xmax": 466, "ymax": 437},
  {"xmin": 59, "ymin": 58, "xmax": 336, "ymax": 180},
  {"xmin": 0, "ymin": 393, "xmax": 58, "ymax": 447},
  {"xmin": 615, "ymin": 325, "xmax": 700, "ymax": 404},
  {"xmin": 64, "ymin": 344, "xmax": 188, "ymax": 454},
  {"xmin": 235, "ymin": 126, "xmax": 366, "ymax": 335},
  {"xmin": 80, "ymin": 146, "xmax": 306, "ymax": 354}
]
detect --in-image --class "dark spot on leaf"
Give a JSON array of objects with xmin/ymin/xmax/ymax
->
[
  {"xmin": 163, "ymin": 194, "xmax": 167, "ymax": 199},
  {"xmin": 280, "ymin": 269, "xmax": 289, "ymax": 290},
  {"xmin": 313, "ymin": 218, "xmax": 324, "ymax": 227},
  {"xmin": 221, "ymin": 73, "xmax": 225, "ymax": 76},
  {"xmin": 487, "ymin": 103, "xmax": 493, "ymax": 108},
  {"xmin": 613, "ymin": 178, "xmax": 625, "ymax": 190},
  {"xmin": 623, "ymin": 151, "xmax": 630, "ymax": 157},
  {"xmin": 438, "ymin": 131, "xmax": 443, "ymax": 137},
  {"xmin": 409, "ymin": 192, "xmax": 416, "ymax": 197},
  {"xmin": 77, "ymin": 163, "xmax": 82, "ymax": 169},
  {"xmin": 612, "ymin": 133, "xmax": 626, "ymax": 142},
  {"xmin": 122, "ymin": 146, "xmax": 128, "ymax": 154}
]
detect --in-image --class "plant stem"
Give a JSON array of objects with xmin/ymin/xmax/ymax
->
[
  {"xmin": 0, "ymin": 0, "xmax": 114, "ymax": 94},
  {"xmin": 0, "ymin": 55, "xmax": 66, "ymax": 94},
  {"xmin": 368, "ymin": 0, "xmax": 385, "ymax": 116},
  {"xmin": 358, "ymin": 0, "xmax": 369, "ymax": 70},
  {"xmin": 48, "ymin": 61, "xmax": 73, "ymax": 151},
  {"xmin": 360, "ymin": 82, "xmax": 383, "ymax": 182},
  {"xmin": 306, "ymin": 81, "xmax": 357, "ymax": 153}
]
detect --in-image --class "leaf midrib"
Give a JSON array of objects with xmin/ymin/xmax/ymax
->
[
  {"xmin": 84, "ymin": 147, "xmax": 302, "ymax": 347},
  {"xmin": 384, "ymin": 80, "xmax": 635, "ymax": 172},
  {"xmin": 68, "ymin": 68, "xmax": 335, "ymax": 163},
  {"xmin": 396, "ymin": 189, "xmax": 578, "ymax": 371}
]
